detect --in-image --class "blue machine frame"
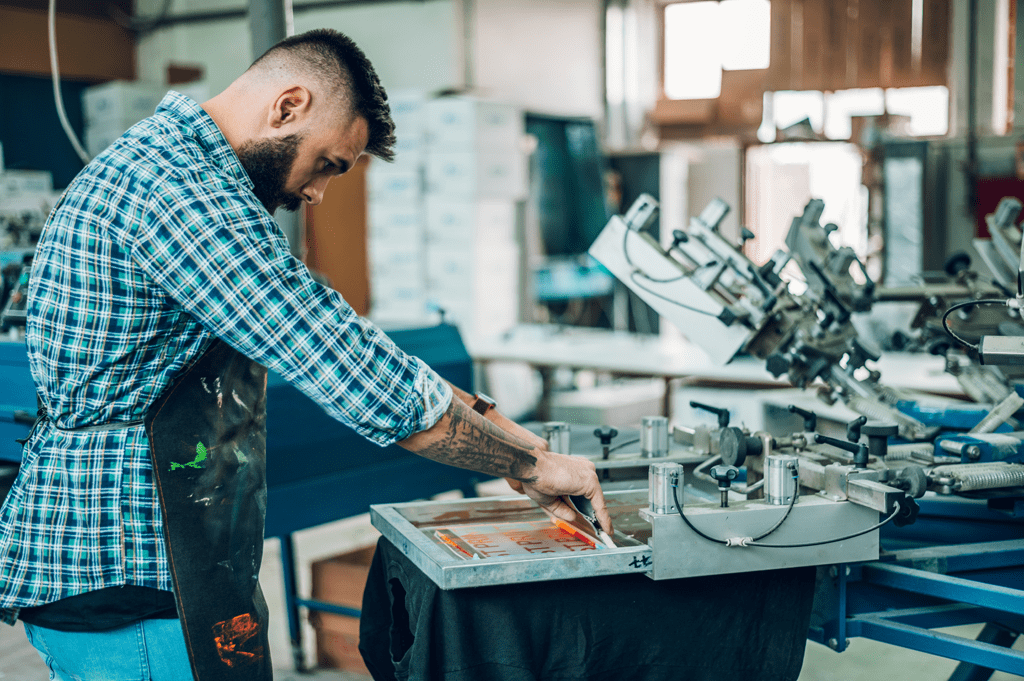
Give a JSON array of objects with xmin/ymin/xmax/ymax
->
[{"xmin": 811, "ymin": 497, "xmax": 1024, "ymax": 676}]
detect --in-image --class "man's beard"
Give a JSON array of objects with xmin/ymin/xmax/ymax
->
[{"xmin": 236, "ymin": 133, "xmax": 304, "ymax": 213}]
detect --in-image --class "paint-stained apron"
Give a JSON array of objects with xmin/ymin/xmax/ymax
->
[{"xmin": 145, "ymin": 339, "xmax": 272, "ymax": 681}]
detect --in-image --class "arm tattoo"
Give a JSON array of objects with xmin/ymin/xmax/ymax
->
[{"xmin": 414, "ymin": 399, "xmax": 539, "ymax": 482}]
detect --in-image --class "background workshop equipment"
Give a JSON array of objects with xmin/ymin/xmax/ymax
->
[{"xmin": 2, "ymin": 0, "xmax": 1024, "ymax": 679}]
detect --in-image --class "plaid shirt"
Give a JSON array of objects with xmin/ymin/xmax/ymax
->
[{"xmin": 0, "ymin": 92, "xmax": 451, "ymax": 612}]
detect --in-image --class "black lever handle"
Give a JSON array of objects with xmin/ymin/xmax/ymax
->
[
  {"xmin": 788, "ymin": 405, "xmax": 817, "ymax": 432},
  {"xmin": 814, "ymin": 434, "xmax": 869, "ymax": 469},
  {"xmin": 846, "ymin": 415, "xmax": 867, "ymax": 443},
  {"xmin": 690, "ymin": 401, "xmax": 730, "ymax": 428}
]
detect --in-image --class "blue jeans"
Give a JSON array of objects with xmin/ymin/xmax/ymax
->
[{"xmin": 23, "ymin": 619, "xmax": 192, "ymax": 681}]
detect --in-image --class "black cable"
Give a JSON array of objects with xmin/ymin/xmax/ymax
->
[
  {"xmin": 620, "ymin": 224, "xmax": 725, "ymax": 318},
  {"xmin": 622, "ymin": 227, "xmax": 685, "ymax": 283},
  {"xmin": 941, "ymin": 299, "xmax": 1008, "ymax": 351},
  {"xmin": 606, "ymin": 438, "xmax": 639, "ymax": 454},
  {"xmin": 746, "ymin": 502, "xmax": 902, "ymax": 548},
  {"xmin": 672, "ymin": 481, "xmax": 725, "ymax": 545},
  {"xmin": 629, "ymin": 272, "xmax": 722, "ymax": 317},
  {"xmin": 670, "ymin": 468, "xmax": 798, "ymax": 546}
]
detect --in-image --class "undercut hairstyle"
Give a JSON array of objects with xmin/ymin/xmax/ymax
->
[{"xmin": 250, "ymin": 28, "xmax": 396, "ymax": 161}]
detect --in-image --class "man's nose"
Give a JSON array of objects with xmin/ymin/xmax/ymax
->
[{"xmin": 302, "ymin": 177, "xmax": 330, "ymax": 206}]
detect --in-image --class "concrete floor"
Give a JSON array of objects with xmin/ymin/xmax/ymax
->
[{"xmin": 4, "ymin": 609, "xmax": 1022, "ymax": 680}]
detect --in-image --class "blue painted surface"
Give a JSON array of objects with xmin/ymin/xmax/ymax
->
[
  {"xmin": 0, "ymin": 325, "xmax": 487, "ymax": 517},
  {"xmin": 263, "ymin": 323, "xmax": 482, "ymax": 538},
  {"xmin": 0, "ymin": 341, "xmax": 35, "ymax": 464}
]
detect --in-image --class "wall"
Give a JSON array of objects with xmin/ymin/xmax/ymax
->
[
  {"xmin": 470, "ymin": 0, "xmax": 604, "ymax": 117},
  {"xmin": 135, "ymin": 0, "xmax": 604, "ymax": 119},
  {"xmin": 136, "ymin": 0, "xmax": 459, "ymax": 96}
]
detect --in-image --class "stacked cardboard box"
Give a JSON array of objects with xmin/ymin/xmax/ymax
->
[
  {"xmin": 367, "ymin": 91, "xmax": 431, "ymax": 325},
  {"xmin": 82, "ymin": 81, "xmax": 166, "ymax": 158},
  {"xmin": 422, "ymin": 96, "xmax": 525, "ymax": 342},
  {"xmin": 310, "ymin": 544, "xmax": 377, "ymax": 675}
]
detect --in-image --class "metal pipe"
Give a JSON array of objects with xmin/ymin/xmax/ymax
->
[{"xmin": 250, "ymin": 0, "xmax": 288, "ymax": 60}]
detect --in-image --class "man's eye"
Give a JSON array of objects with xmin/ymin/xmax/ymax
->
[{"xmin": 322, "ymin": 161, "xmax": 334, "ymax": 172}]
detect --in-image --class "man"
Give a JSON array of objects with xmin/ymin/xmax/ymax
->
[{"xmin": 0, "ymin": 28, "xmax": 610, "ymax": 680}]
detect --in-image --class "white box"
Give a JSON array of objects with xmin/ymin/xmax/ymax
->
[
  {"xmin": 389, "ymin": 90, "xmax": 429, "ymax": 155},
  {"xmin": 369, "ymin": 146, "xmax": 425, "ymax": 175},
  {"xmin": 370, "ymin": 263, "xmax": 425, "ymax": 291},
  {"xmin": 425, "ymin": 245, "xmax": 518, "ymax": 289},
  {"xmin": 425, "ymin": 297, "xmax": 518, "ymax": 341},
  {"xmin": 424, "ymin": 247, "xmax": 520, "ymax": 331},
  {"xmin": 367, "ymin": 168, "xmax": 421, "ymax": 202},
  {"xmin": 368, "ymin": 202, "xmax": 424, "ymax": 243},
  {"xmin": 426, "ymin": 97, "xmax": 523, "ymax": 151},
  {"xmin": 425, "ymin": 196, "xmax": 516, "ymax": 247},
  {"xmin": 173, "ymin": 81, "xmax": 210, "ymax": 105},
  {"xmin": 82, "ymin": 81, "xmax": 164, "ymax": 127},
  {"xmin": 369, "ymin": 242, "xmax": 422, "ymax": 271},
  {"xmin": 370, "ymin": 283, "xmax": 429, "ymax": 323},
  {"xmin": 0, "ymin": 170, "xmax": 53, "ymax": 197},
  {"xmin": 426, "ymin": 151, "xmax": 527, "ymax": 199},
  {"xmin": 85, "ymin": 123, "xmax": 129, "ymax": 157}
]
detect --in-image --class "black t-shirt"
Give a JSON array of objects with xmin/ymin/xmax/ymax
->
[
  {"xmin": 18, "ymin": 585, "xmax": 177, "ymax": 631},
  {"xmin": 359, "ymin": 537, "xmax": 817, "ymax": 681}
]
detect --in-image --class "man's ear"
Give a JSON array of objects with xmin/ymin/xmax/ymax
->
[{"xmin": 269, "ymin": 86, "xmax": 312, "ymax": 129}]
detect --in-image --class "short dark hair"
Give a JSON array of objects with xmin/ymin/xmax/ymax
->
[{"xmin": 252, "ymin": 29, "xmax": 396, "ymax": 161}]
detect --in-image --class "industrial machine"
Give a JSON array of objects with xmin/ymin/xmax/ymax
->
[{"xmin": 373, "ymin": 195, "xmax": 1024, "ymax": 677}]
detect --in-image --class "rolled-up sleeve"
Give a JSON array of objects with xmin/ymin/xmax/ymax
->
[{"xmin": 127, "ymin": 171, "xmax": 451, "ymax": 446}]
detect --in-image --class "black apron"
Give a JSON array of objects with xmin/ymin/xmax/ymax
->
[{"xmin": 145, "ymin": 339, "xmax": 272, "ymax": 681}]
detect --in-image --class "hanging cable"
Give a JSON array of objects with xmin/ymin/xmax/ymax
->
[
  {"xmin": 745, "ymin": 503, "xmax": 902, "ymax": 548},
  {"xmin": 605, "ymin": 438, "xmax": 639, "ymax": 454},
  {"xmin": 941, "ymin": 299, "xmax": 1008, "ymax": 352},
  {"xmin": 669, "ymin": 463, "xmax": 900, "ymax": 548},
  {"xmin": 628, "ymin": 272, "xmax": 722, "ymax": 317},
  {"xmin": 671, "ymin": 466, "xmax": 798, "ymax": 546},
  {"xmin": 619, "ymin": 220, "xmax": 725, "ymax": 317},
  {"xmin": 49, "ymin": 0, "xmax": 91, "ymax": 165}
]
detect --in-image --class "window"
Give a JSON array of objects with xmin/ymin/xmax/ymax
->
[
  {"xmin": 760, "ymin": 86, "xmax": 949, "ymax": 142},
  {"xmin": 663, "ymin": 0, "xmax": 770, "ymax": 100},
  {"xmin": 885, "ymin": 86, "xmax": 949, "ymax": 137}
]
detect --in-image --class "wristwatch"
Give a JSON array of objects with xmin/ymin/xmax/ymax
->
[{"xmin": 471, "ymin": 392, "xmax": 496, "ymax": 415}]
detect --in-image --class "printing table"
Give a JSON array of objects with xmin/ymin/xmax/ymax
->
[{"xmin": 468, "ymin": 325, "xmax": 967, "ymax": 419}]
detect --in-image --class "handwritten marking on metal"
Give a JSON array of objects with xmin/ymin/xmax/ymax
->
[{"xmin": 629, "ymin": 554, "xmax": 652, "ymax": 569}]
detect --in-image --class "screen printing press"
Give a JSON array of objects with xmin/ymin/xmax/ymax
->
[
  {"xmin": 367, "ymin": 406, "xmax": 1023, "ymax": 678},
  {"xmin": 364, "ymin": 195, "xmax": 1024, "ymax": 679}
]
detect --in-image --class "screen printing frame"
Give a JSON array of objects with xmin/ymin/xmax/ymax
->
[{"xmin": 370, "ymin": 491, "xmax": 654, "ymax": 589}]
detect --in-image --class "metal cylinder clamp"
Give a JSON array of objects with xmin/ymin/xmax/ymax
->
[
  {"xmin": 765, "ymin": 454, "xmax": 800, "ymax": 506},
  {"xmin": 649, "ymin": 462, "xmax": 683, "ymax": 514},
  {"xmin": 542, "ymin": 421, "xmax": 571, "ymax": 456},
  {"xmin": 640, "ymin": 416, "xmax": 669, "ymax": 458}
]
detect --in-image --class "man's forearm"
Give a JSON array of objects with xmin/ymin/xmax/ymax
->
[
  {"xmin": 445, "ymin": 381, "xmax": 549, "ymax": 451},
  {"xmin": 398, "ymin": 396, "xmax": 540, "ymax": 482}
]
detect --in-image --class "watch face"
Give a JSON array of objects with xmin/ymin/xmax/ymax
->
[{"xmin": 473, "ymin": 393, "xmax": 496, "ymax": 414}]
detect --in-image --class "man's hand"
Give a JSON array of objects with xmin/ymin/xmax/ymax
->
[
  {"xmin": 399, "ymin": 391, "xmax": 612, "ymax": 534},
  {"xmin": 519, "ymin": 449, "xmax": 612, "ymax": 534}
]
